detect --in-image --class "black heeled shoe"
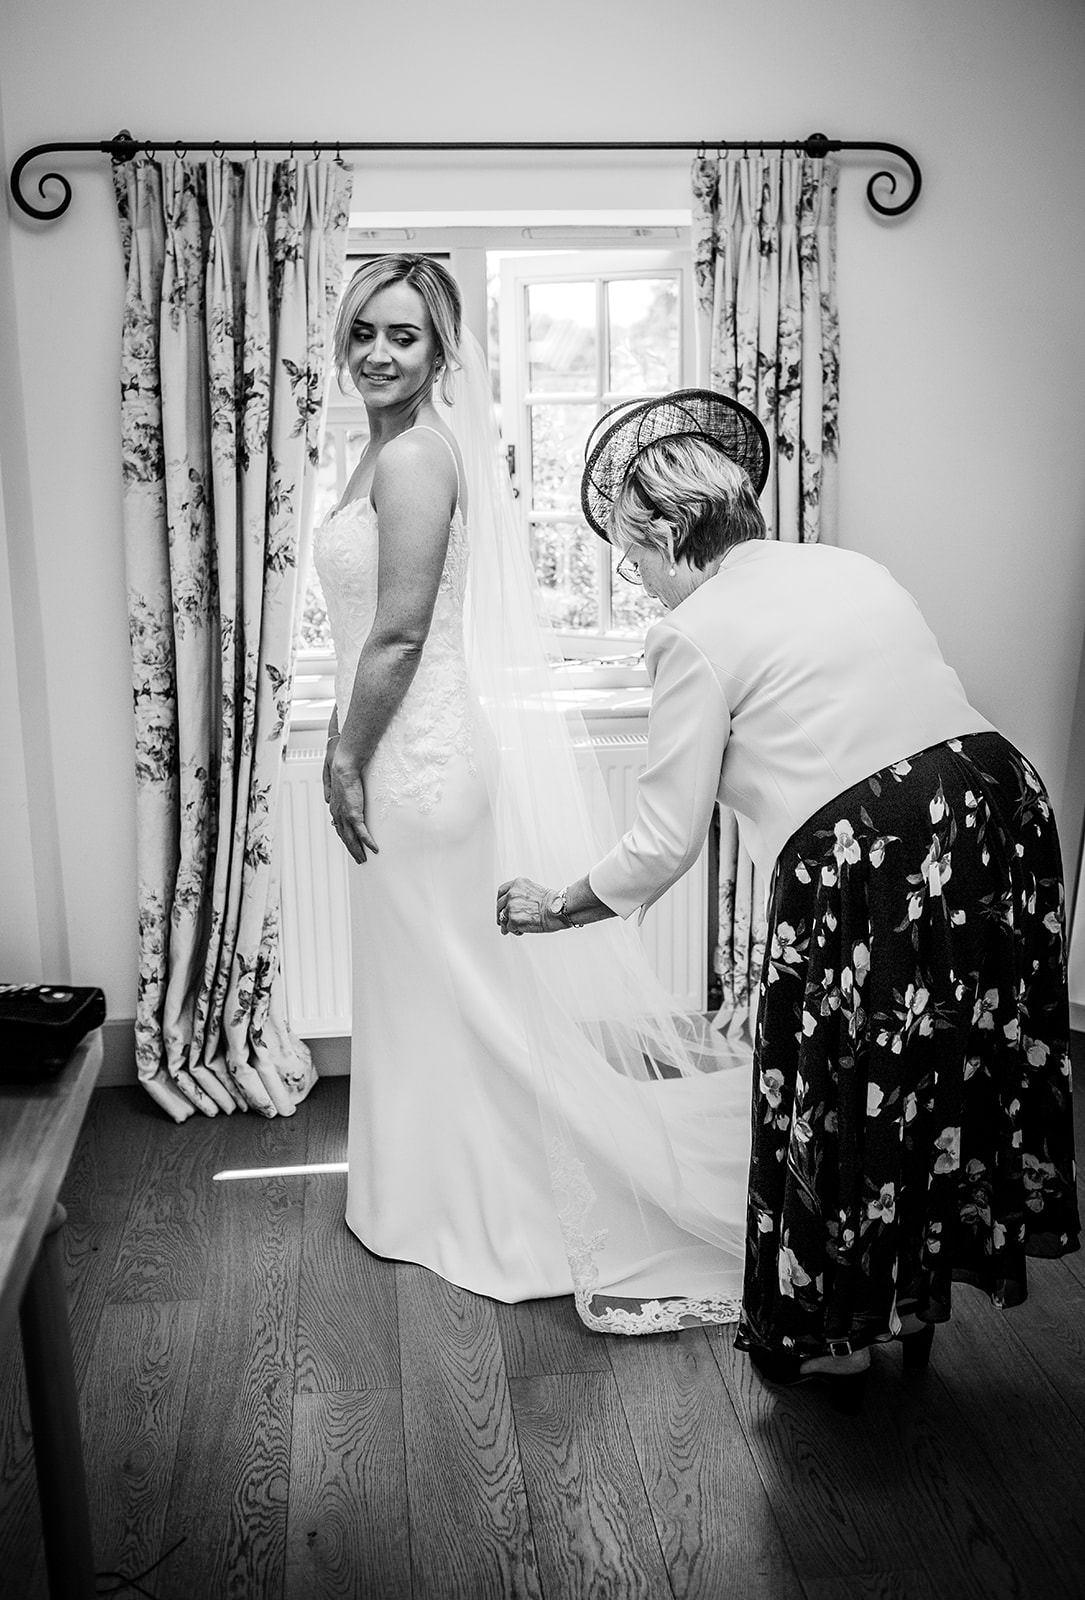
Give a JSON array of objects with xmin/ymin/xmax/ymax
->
[
  {"xmin": 747, "ymin": 1346, "xmax": 868, "ymax": 1416},
  {"xmin": 900, "ymin": 1321, "xmax": 935, "ymax": 1371}
]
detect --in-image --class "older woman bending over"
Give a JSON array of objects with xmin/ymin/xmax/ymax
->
[{"xmin": 498, "ymin": 391, "xmax": 1079, "ymax": 1413}]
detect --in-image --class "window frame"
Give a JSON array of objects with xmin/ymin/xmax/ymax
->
[{"xmin": 497, "ymin": 248, "xmax": 694, "ymax": 657}]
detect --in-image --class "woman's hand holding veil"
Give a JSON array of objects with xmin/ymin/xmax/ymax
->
[{"xmin": 496, "ymin": 877, "xmax": 558, "ymax": 935}]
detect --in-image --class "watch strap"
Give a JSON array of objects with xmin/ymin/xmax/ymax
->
[{"xmin": 550, "ymin": 889, "xmax": 579, "ymax": 929}]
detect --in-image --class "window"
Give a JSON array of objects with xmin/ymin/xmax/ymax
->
[
  {"xmin": 497, "ymin": 250, "xmax": 693, "ymax": 656},
  {"xmin": 290, "ymin": 376, "xmax": 369, "ymax": 729},
  {"xmin": 292, "ymin": 223, "xmax": 693, "ymax": 725}
]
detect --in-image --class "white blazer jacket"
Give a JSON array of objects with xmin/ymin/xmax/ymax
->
[{"xmin": 588, "ymin": 540, "xmax": 995, "ymax": 920}]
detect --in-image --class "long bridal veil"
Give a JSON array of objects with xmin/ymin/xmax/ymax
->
[{"xmin": 439, "ymin": 332, "xmax": 753, "ymax": 1333}]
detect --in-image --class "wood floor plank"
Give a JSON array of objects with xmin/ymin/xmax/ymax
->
[
  {"xmin": 925, "ymin": 1289, "xmax": 1085, "ymax": 1599},
  {"xmin": 295, "ymin": 1079, "xmax": 400, "ymax": 1393},
  {"xmin": 398, "ymin": 1263, "xmax": 543, "ymax": 1600},
  {"xmin": 799, "ymin": 1575, "xmax": 939, "ymax": 1599},
  {"xmin": 61, "ymin": 1085, "xmax": 158, "ymax": 1377},
  {"xmin": 495, "ymin": 1294, "xmax": 613, "ymax": 1380},
  {"xmin": 996, "ymin": 1259, "xmax": 1085, "ymax": 1416},
  {"xmin": 713, "ymin": 1315, "xmax": 1074, "ymax": 1600},
  {"xmin": 607, "ymin": 1326, "xmax": 799, "ymax": 1599},
  {"xmin": 285, "ymin": 1388, "xmax": 410, "ymax": 1600},
  {"xmin": 300, "ymin": 1075, "xmax": 348, "ymax": 1161},
  {"xmin": 60, "ymin": 1085, "xmax": 158, "ymax": 1233},
  {"xmin": 154, "ymin": 1113, "xmax": 308, "ymax": 1600},
  {"xmin": 80, "ymin": 1299, "xmax": 200, "ymax": 1586},
  {"xmin": 1061, "ymin": 1246, "xmax": 1085, "ymax": 1294},
  {"xmin": 112, "ymin": 1089, "xmax": 312, "ymax": 1305},
  {"xmin": 296, "ymin": 1175, "xmax": 401, "ymax": 1394},
  {"xmin": 874, "ymin": 1370, "xmax": 1070, "ymax": 1600},
  {"xmin": 0, "ymin": 1084, "xmax": 158, "ymax": 1598},
  {"xmin": 0, "ymin": 1347, "xmax": 47, "ymax": 1600},
  {"xmin": 704, "ymin": 1330, "xmax": 929, "ymax": 1580},
  {"xmin": 105, "ymin": 1101, "xmax": 238, "ymax": 1303},
  {"xmin": 4, "ymin": 1057, "xmax": 1084, "ymax": 1600},
  {"xmin": 510, "ymin": 1370, "xmax": 675, "ymax": 1600}
]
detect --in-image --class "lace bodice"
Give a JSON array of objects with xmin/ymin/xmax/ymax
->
[{"xmin": 312, "ymin": 494, "xmax": 476, "ymax": 816}]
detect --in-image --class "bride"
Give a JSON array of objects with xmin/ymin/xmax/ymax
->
[{"xmin": 312, "ymin": 254, "xmax": 751, "ymax": 1333}]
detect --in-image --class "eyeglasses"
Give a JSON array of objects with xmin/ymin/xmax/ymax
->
[{"xmin": 616, "ymin": 545, "xmax": 642, "ymax": 586}]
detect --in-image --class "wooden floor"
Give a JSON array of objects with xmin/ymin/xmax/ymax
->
[{"xmin": 2, "ymin": 1045, "xmax": 1084, "ymax": 1600}]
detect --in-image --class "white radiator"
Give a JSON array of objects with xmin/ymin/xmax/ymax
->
[{"xmin": 279, "ymin": 724, "xmax": 708, "ymax": 1038}]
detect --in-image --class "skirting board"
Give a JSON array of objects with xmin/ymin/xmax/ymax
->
[
  {"xmin": 95, "ymin": 1019, "xmax": 351, "ymax": 1088},
  {"xmin": 93, "ymin": 1013, "xmax": 1085, "ymax": 1090}
]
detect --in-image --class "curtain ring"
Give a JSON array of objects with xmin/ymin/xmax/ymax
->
[
  {"xmin": 211, "ymin": 140, "xmax": 226, "ymax": 161},
  {"xmin": 696, "ymin": 141, "xmax": 706, "ymax": 161},
  {"xmin": 174, "ymin": 141, "xmax": 187, "ymax": 160},
  {"xmin": 252, "ymin": 139, "xmax": 259, "ymax": 160},
  {"xmin": 313, "ymin": 140, "xmax": 321, "ymax": 161},
  {"xmin": 336, "ymin": 140, "xmax": 343, "ymax": 162},
  {"xmin": 289, "ymin": 139, "xmax": 295, "ymax": 159}
]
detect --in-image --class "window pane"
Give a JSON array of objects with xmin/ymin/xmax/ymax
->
[
  {"xmin": 297, "ymin": 431, "xmax": 340, "ymax": 652},
  {"xmin": 607, "ymin": 278, "xmax": 679, "ymax": 395},
  {"xmin": 530, "ymin": 520, "xmax": 599, "ymax": 630},
  {"xmin": 530, "ymin": 404, "xmax": 595, "ymax": 513},
  {"xmin": 311, "ymin": 429, "xmax": 342, "ymax": 524},
  {"xmin": 527, "ymin": 281, "xmax": 596, "ymax": 393},
  {"xmin": 297, "ymin": 424, "xmax": 367, "ymax": 654},
  {"xmin": 297, "ymin": 564, "xmax": 333, "ymax": 651},
  {"xmin": 611, "ymin": 547, "xmax": 666, "ymax": 634}
]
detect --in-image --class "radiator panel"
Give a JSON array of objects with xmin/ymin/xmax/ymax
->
[
  {"xmin": 280, "ymin": 726, "xmax": 708, "ymax": 1035},
  {"xmin": 279, "ymin": 746, "xmax": 353, "ymax": 1036}
]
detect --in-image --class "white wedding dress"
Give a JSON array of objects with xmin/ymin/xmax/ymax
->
[{"xmin": 313, "ymin": 422, "xmax": 752, "ymax": 1331}]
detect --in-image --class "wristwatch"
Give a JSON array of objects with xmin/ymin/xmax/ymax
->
[{"xmin": 547, "ymin": 888, "xmax": 579, "ymax": 929}]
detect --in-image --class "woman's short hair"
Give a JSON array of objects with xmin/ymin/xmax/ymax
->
[
  {"xmin": 609, "ymin": 434, "xmax": 767, "ymax": 567},
  {"xmin": 332, "ymin": 254, "xmax": 462, "ymax": 403}
]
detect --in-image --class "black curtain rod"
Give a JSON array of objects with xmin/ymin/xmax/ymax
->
[{"xmin": 9, "ymin": 129, "xmax": 921, "ymax": 222}]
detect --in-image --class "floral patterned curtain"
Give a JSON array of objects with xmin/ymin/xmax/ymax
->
[
  {"xmin": 691, "ymin": 152, "xmax": 840, "ymax": 1038},
  {"xmin": 113, "ymin": 156, "xmax": 352, "ymax": 1121}
]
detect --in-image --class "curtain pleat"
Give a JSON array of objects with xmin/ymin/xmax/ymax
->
[
  {"xmin": 691, "ymin": 152, "xmax": 840, "ymax": 1039},
  {"xmin": 114, "ymin": 154, "xmax": 352, "ymax": 1120}
]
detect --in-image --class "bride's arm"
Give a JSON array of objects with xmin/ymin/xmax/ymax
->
[{"xmin": 328, "ymin": 431, "xmax": 455, "ymax": 863}]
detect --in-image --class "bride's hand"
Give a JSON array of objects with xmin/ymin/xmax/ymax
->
[
  {"xmin": 322, "ymin": 733, "xmax": 340, "ymax": 804},
  {"xmin": 328, "ymin": 749, "xmax": 379, "ymax": 864}
]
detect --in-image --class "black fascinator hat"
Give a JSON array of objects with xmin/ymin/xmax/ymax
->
[{"xmin": 580, "ymin": 389, "xmax": 771, "ymax": 542}]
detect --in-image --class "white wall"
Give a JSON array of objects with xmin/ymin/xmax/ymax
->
[
  {"xmin": 2, "ymin": 0, "xmax": 1084, "ymax": 1027},
  {"xmin": 0, "ymin": 94, "xmax": 69, "ymax": 983}
]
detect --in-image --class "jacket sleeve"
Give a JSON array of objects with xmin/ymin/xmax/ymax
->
[{"xmin": 588, "ymin": 618, "xmax": 731, "ymax": 920}]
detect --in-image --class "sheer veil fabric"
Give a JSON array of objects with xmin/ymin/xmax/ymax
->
[{"xmin": 439, "ymin": 333, "xmax": 754, "ymax": 1333}]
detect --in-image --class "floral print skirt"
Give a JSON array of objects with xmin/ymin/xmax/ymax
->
[{"xmin": 736, "ymin": 731, "xmax": 1080, "ymax": 1357}]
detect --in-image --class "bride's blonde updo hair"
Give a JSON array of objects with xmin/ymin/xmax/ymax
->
[
  {"xmin": 610, "ymin": 435, "xmax": 767, "ymax": 568},
  {"xmin": 332, "ymin": 254, "xmax": 463, "ymax": 404}
]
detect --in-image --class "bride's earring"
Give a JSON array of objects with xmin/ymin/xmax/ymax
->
[{"xmin": 669, "ymin": 563, "xmax": 677, "ymax": 576}]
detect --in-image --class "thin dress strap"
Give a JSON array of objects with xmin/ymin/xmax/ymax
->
[{"xmin": 410, "ymin": 424, "xmax": 461, "ymax": 512}]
